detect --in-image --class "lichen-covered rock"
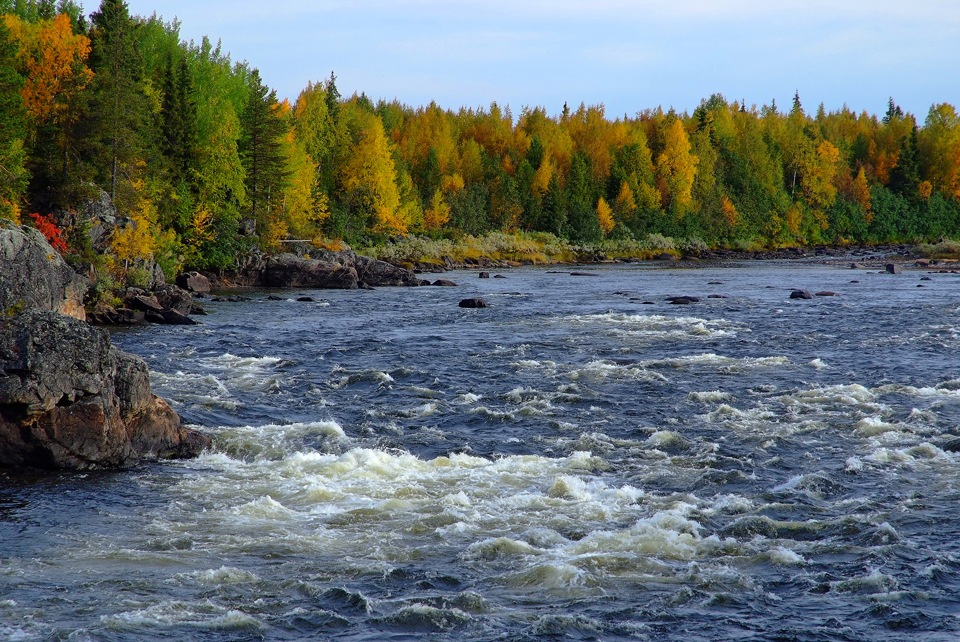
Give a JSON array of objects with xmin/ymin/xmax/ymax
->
[
  {"xmin": 0, "ymin": 221, "xmax": 87, "ymax": 320},
  {"xmin": 0, "ymin": 310, "xmax": 209, "ymax": 469}
]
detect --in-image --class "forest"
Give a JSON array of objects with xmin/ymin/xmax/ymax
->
[{"xmin": 2, "ymin": 0, "xmax": 960, "ymax": 283}]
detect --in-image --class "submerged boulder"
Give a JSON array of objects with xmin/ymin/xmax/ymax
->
[
  {"xmin": 0, "ymin": 310, "xmax": 209, "ymax": 469},
  {"xmin": 790, "ymin": 290, "xmax": 814, "ymax": 299},
  {"xmin": 0, "ymin": 221, "xmax": 87, "ymax": 320},
  {"xmin": 459, "ymin": 298, "xmax": 488, "ymax": 308}
]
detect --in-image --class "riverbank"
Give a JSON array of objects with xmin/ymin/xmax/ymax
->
[{"xmin": 353, "ymin": 232, "xmax": 960, "ymax": 274}]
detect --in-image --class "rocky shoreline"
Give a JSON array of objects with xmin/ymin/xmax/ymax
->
[{"xmin": 1, "ymin": 222, "xmax": 209, "ymax": 470}]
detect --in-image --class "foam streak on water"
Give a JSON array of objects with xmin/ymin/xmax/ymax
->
[{"xmin": 3, "ymin": 264, "xmax": 960, "ymax": 641}]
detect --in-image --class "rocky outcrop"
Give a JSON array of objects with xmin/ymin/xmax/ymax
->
[
  {"xmin": 254, "ymin": 250, "xmax": 421, "ymax": 289},
  {"xmin": 0, "ymin": 221, "xmax": 87, "ymax": 321},
  {"xmin": 0, "ymin": 310, "xmax": 209, "ymax": 469},
  {"xmin": 88, "ymin": 284, "xmax": 199, "ymax": 326},
  {"xmin": 263, "ymin": 253, "xmax": 359, "ymax": 289}
]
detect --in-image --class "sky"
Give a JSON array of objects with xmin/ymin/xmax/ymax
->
[{"xmin": 122, "ymin": 0, "xmax": 960, "ymax": 120}]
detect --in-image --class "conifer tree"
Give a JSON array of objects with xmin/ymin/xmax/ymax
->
[
  {"xmin": 0, "ymin": 18, "xmax": 27, "ymax": 219},
  {"xmin": 84, "ymin": 0, "xmax": 149, "ymax": 204},
  {"xmin": 238, "ymin": 68, "xmax": 290, "ymax": 227}
]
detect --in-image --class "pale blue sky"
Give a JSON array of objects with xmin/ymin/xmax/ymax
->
[{"xmin": 124, "ymin": 0, "xmax": 959, "ymax": 120}]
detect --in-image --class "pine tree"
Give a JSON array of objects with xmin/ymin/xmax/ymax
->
[
  {"xmin": 238, "ymin": 68, "xmax": 290, "ymax": 227},
  {"xmin": 84, "ymin": 0, "xmax": 148, "ymax": 204}
]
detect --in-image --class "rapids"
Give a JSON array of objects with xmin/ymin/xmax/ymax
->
[{"xmin": 2, "ymin": 263, "xmax": 960, "ymax": 641}]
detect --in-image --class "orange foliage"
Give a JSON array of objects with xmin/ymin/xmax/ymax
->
[{"xmin": 5, "ymin": 14, "xmax": 92, "ymax": 124}]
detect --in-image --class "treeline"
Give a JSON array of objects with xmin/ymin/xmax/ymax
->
[{"xmin": 2, "ymin": 0, "xmax": 960, "ymax": 279}]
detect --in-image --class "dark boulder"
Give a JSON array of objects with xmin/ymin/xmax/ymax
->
[
  {"xmin": 570, "ymin": 272, "xmax": 599, "ymax": 277},
  {"xmin": 494, "ymin": 274, "xmax": 507, "ymax": 279},
  {"xmin": 264, "ymin": 253, "xmax": 359, "ymax": 289},
  {"xmin": 0, "ymin": 222, "xmax": 87, "ymax": 320},
  {"xmin": 708, "ymin": 294, "xmax": 727, "ymax": 299},
  {"xmin": 152, "ymin": 284, "xmax": 194, "ymax": 316},
  {"xmin": 479, "ymin": 272, "xmax": 490, "ymax": 279},
  {"xmin": 459, "ymin": 298, "xmax": 488, "ymax": 308},
  {"xmin": 658, "ymin": 253, "xmax": 678, "ymax": 261},
  {"xmin": 0, "ymin": 311, "xmax": 209, "ymax": 469},
  {"xmin": 815, "ymin": 291, "xmax": 837, "ymax": 297},
  {"xmin": 790, "ymin": 290, "xmax": 814, "ymax": 299},
  {"xmin": 432, "ymin": 279, "xmax": 459, "ymax": 286},
  {"xmin": 667, "ymin": 296, "xmax": 700, "ymax": 304},
  {"xmin": 297, "ymin": 296, "xmax": 315, "ymax": 302},
  {"xmin": 885, "ymin": 263, "xmax": 902, "ymax": 274}
]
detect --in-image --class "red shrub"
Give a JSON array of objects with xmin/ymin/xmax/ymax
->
[{"xmin": 27, "ymin": 213, "xmax": 67, "ymax": 253}]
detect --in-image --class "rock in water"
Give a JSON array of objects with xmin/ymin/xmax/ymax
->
[
  {"xmin": 0, "ymin": 311, "xmax": 209, "ymax": 469},
  {"xmin": 459, "ymin": 298, "xmax": 488, "ymax": 308},
  {"xmin": 0, "ymin": 222, "xmax": 87, "ymax": 320},
  {"xmin": 432, "ymin": 279, "xmax": 458, "ymax": 286},
  {"xmin": 885, "ymin": 263, "xmax": 901, "ymax": 274},
  {"xmin": 478, "ymin": 272, "xmax": 490, "ymax": 278},
  {"xmin": 790, "ymin": 290, "xmax": 814, "ymax": 299}
]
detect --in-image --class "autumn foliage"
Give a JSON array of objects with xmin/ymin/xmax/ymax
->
[
  {"xmin": 27, "ymin": 212, "xmax": 66, "ymax": 251},
  {"xmin": 2, "ymin": 0, "xmax": 960, "ymax": 282}
]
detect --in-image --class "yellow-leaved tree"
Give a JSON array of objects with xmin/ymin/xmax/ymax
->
[
  {"xmin": 655, "ymin": 119, "xmax": 699, "ymax": 213},
  {"xmin": 423, "ymin": 189, "xmax": 451, "ymax": 230},
  {"xmin": 596, "ymin": 197, "xmax": 615, "ymax": 235},
  {"xmin": 340, "ymin": 110, "xmax": 405, "ymax": 234}
]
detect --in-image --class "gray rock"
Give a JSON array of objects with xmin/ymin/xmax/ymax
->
[
  {"xmin": 479, "ymin": 272, "xmax": 490, "ymax": 279},
  {"xmin": 0, "ymin": 221, "xmax": 87, "ymax": 320},
  {"xmin": 885, "ymin": 263, "xmax": 902, "ymax": 274},
  {"xmin": 658, "ymin": 253, "xmax": 678, "ymax": 261},
  {"xmin": 0, "ymin": 310, "xmax": 209, "ymax": 469},
  {"xmin": 152, "ymin": 284, "xmax": 194, "ymax": 316},
  {"xmin": 432, "ymin": 279, "xmax": 458, "ymax": 286},
  {"xmin": 815, "ymin": 291, "xmax": 837, "ymax": 297},
  {"xmin": 175, "ymin": 271, "xmax": 211, "ymax": 293},
  {"xmin": 459, "ymin": 298, "xmax": 488, "ymax": 308},
  {"xmin": 790, "ymin": 290, "xmax": 814, "ymax": 299}
]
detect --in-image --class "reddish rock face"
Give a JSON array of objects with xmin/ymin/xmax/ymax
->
[{"xmin": 0, "ymin": 311, "xmax": 210, "ymax": 470}]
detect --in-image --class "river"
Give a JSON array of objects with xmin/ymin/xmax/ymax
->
[{"xmin": 2, "ymin": 262, "xmax": 960, "ymax": 641}]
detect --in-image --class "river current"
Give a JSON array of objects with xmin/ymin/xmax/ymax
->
[{"xmin": 2, "ymin": 263, "xmax": 960, "ymax": 641}]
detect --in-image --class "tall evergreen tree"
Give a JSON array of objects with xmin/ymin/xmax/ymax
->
[
  {"xmin": 238, "ymin": 68, "xmax": 289, "ymax": 227},
  {"xmin": 84, "ymin": 0, "xmax": 149, "ymax": 203},
  {"xmin": 160, "ymin": 53, "xmax": 198, "ymax": 182},
  {"xmin": 889, "ymin": 125, "xmax": 921, "ymax": 201},
  {"xmin": 0, "ymin": 18, "xmax": 28, "ymax": 218}
]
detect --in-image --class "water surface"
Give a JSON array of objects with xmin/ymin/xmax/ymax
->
[{"xmin": 3, "ymin": 263, "xmax": 960, "ymax": 641}]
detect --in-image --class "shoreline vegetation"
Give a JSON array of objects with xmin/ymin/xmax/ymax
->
[{"xmin": 1, "ymin": 0, "xmax": 960, "ymax": 308}]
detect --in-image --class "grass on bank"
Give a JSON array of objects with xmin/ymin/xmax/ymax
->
[{"xmin": 357, "ymin": 232, "xmax": 714, "ymax": 266}]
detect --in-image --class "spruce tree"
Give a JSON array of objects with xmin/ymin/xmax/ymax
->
[
  {"xmin": 0, "ymin": 18, "xmax": 28, "ymax": 217},
  {"xmin": 238, "ymin": 69, "xmax": 289, "ymax": 226},
  {"xmin": 889, "ymin": 125, "xmax": 921, "ymax": 201},
  {"xmin": 84, "ymin": 0, "xmax": 149, "ymax": 203}
]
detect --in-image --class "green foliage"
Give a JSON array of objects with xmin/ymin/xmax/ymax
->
[{"xmin": 0, "ymin": 18, "xmax": 27, "ymax": 218}]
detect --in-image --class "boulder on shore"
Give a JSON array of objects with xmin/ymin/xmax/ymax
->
[
  {"xmin": 176, "ymin": 271, "xmax": 211, "ymax": 293},
  {"xmin": 0, "ymin": 310, "xmax": 209, "ymax": 469},
  {"xmin": 0, "ymin": 221, "xmax": 87, "ymax": 320}
]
